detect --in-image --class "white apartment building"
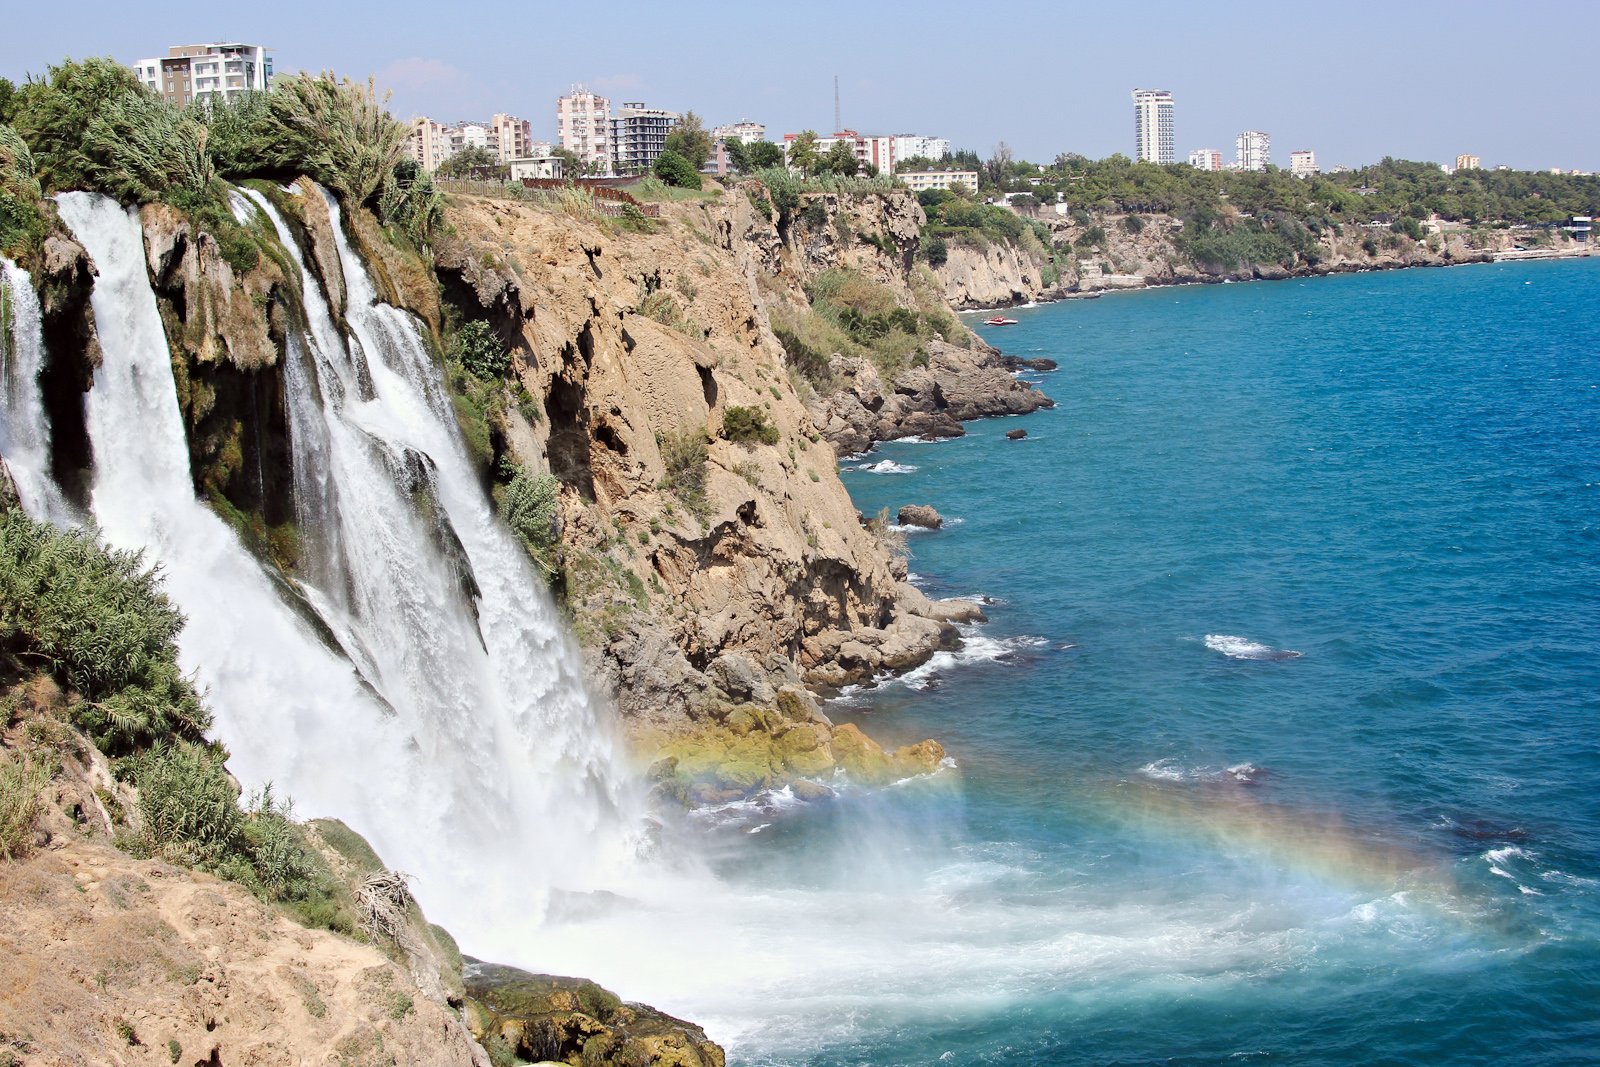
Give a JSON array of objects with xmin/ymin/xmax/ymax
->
[
  {"xmin": 611, "ymin": 102, "xmax": 679, "ymax": 176},
  {"xmin": 712, "ymin": 121, "xmax": 767, "ymax": 145},
  {"xmin": 1289, "ymin": 149, "xmax": 1318, "ymax": 178},
  {"xmin": 556, "ymin": 86, "xmax": 612, "ymax": 176},
  {"xmin": 1132, "ymin": 89, "xmax": 1175, "ymax": 165},
  {"xmin": 133, "ymin": 43, "xmax": 272, "ymax": 107},
  {"xmin": 1455, "ymin": 153, "xmax": 1482, "ymax": 171},
  {"xmin": 1236, "ymin": 130, "xmax": 1271, "ymax": 171},
  {"xmin": 898, "ymin": 170, "xmax": 979, "ymax": 194},
  {"xmin": 1188, "ymin": 148, "xmax": 1223, "ymax": 171},
  {"xmin": 891, "ymin": 135, "xmax": 951, "ymax": 162}
]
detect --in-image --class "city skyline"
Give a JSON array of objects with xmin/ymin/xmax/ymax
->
[{"xmin": 3, "ymin": 0, "xmax": 1597, "ymax": 174}]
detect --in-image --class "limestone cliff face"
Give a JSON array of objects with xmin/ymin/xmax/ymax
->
[
  {"xmin": 430, "ymin": 188, "xmax": 979, "ymax": 750},
  {"xmin": 935, "ymin": 208, "xmax": 1590, "ymax": 308},
  {"xmin": 938, "ymin": 240, "xmax": 1047, "ymax": 308}
]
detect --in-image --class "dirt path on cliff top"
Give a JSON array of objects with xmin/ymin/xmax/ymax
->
[{"xmin": 0, "ymin": 840, "xmax": 478, "ymax": 1066}]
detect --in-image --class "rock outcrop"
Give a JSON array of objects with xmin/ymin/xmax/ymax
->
[
  {"xmin": 807, "ymin": 338, "xmax": 1052, "ymax": 455},
  {"xmin": 897, "ymin": 504, "xmax": 943, "ymax": 529},
  {"xmin": 465, "ymin": 962, "xmax": 724, "ymax": 1067}
]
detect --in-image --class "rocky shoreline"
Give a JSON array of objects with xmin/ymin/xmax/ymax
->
[{"xmin": 935, "ymin": 210, "xmax": 1591, "ymax": 310}]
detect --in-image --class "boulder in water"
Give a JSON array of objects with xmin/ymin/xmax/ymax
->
[
  {"xmin": 897, "ymin": 504, "xmax": 943, "ymax": 529},
  {"xmin": 1006, "ymin": 428, "xmax": 1027, "ymax": 440}
]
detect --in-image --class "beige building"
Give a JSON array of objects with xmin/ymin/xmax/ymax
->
[
  {"xmin": 556, "ymin": 86, "xmax": 612, "ymax": 176},
  {"xmin": 1289, "ymin": 149, "xmax": 1318, "ymax": 178},
  {"xmin": 898, "ymin": 170, "xmax": 979, "ymax": 193},
  {"xmin": 133, "ymin": 43, "xmax": 272, "ymax": 107},
  {"xmin": 1456, "ymin": 153, "xmax": 1482, "ymax": 171},
  {"xmin": 510, "ymin": 155, "xmax": 565, "ymax": 181},
  {"xmin": 712, "ymin": 120, "xmax": 766, "ymax": 145}
]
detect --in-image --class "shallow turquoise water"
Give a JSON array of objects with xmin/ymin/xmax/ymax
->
[{"xmin": 744, "ymin": 261, "xmax": 1600, "ymax": 1065}]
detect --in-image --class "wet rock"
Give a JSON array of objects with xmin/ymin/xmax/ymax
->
[
  {"xmin": 896, "ymin": 504, "xmax": 943, "ymax": 529},
  {"xmin": 1006, "ymin": 428, "xmax": 1028, "ymax": 440},
  {"xmin": 464, "ymin": 962, "xmax": 725, "ymax": 1067},
  {"xmin": 791, "ymin": 779, "xmax": 836, "ymax": 802}
]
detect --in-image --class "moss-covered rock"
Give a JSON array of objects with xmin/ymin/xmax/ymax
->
[{"xmin": 464, "ymin": 961, "xmax": 724, "ymax": 1067}]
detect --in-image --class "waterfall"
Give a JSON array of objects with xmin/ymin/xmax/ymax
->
[
  {"xmin": 51, "ymin": 191, "xmax": 641, "ymax": 946},
  {"xmin": 0, "ymin": 259, "xmax": 74, "ymax": 524}
]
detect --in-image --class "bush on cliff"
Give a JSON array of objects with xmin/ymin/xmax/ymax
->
[
  {"xmin": 657, "ymin": 427, "xmax": 709, "ymax": 520},
  {"xmin": 652, "ymin": 150, "xmax": 701, "ymax": 190},
  {"xmin": 0, "ymin": 509, "xmax": 209, "ymax": 754},
  {"xmin": 721, "ymin": 406, "xmax": 780, "ymax": 447},
  {"xmin": 500, "ymin": 469, "xmax": 560, "ymax": 576},
  {"xmin": 451, "ymin": 320, "xmax": 510, "ymax": 381},
  {"xmin": 0, "ymin": 124, "xmax": 47, "ymax": 259}
]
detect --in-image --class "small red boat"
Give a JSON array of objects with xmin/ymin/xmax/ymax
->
[{"xmin": 983, "ymin": 316, "xmax": 1019, "ymax": 326}]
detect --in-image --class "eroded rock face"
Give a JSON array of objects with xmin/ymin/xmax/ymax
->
[
  {"xmin": 808, "ymin": 339, "xmax": 1052, "ymax": 455},
  {"xmin": 433, "ymin": 191, "xmax": 978, "ymax": 743},
  {"xmin": 897, "ymin": 504, "xmax": 943, "ymax": 529},
  {"xmin": 464, "ymin": 962, "xmax": 725, "ymax": 1067}
]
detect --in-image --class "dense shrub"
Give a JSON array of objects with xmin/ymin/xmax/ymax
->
[
  {"xmin": 451, "ymin": 320, "xmax": 509, "ymax": 381},
  {"xmin": 657, "ymin": 427, "xmax": 709, "ymax": 519},
  {"xmin": 500, "ymin": 469, "xmax": 560, "ymax": 575},
  {"xmin": 722, "ymin": 405, "xmax": 779, "ymax": 446},
  {"xmin": 652, "ymin": 150, "xmax": 700, "ymax": 190},
  {"xmin": 0, "ymin": 509, "xmax": 208, "ymax": 754}
]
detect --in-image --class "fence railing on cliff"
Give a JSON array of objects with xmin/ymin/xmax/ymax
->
[{"xmin": 436, "ymin": 178, "xmax": 661, "ymax": 218}]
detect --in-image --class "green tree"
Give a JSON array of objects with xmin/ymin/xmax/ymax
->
[
  {"xmin": 664, "ymin": 111, "xmax": 712, "ymax": 170},
  {"xmin": 823, "ymin": 140, "xmax": 859, "ymax": 177},
  {"xmin": 653, "ymin": 149, "xmax": 701, "ymax": 189},
  {"xmin": 436, "ymin": 145, "xmax": 503, "ymax": 180},
  {"xmin": 745, "ymin": 141, "xmax": 785, "ymax": 170},
  {"xmin": 550, "ymin": 147, "xmax": 585, "ymax": 178},
  {"xmin": 787, "ymin": 130, "xmax": 820, "ymax": 175}
]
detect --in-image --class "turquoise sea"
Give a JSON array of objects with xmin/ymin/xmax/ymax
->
[{"xmin": 724, "ymin": 260, "xmax": 1599, "ymax": 1065}]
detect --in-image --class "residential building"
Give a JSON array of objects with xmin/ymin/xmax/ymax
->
[
  {"xmin": 611, "ymin": 102, "xmax": 679, "ymax": 176},
  {"xmin": 556, "ymin": 86, "xmax": 612, "ymax": 176},
  {"xmin": 898, "ymin": 170, "xmax": 979, "ymax": 194},
  {"xmin": 1131, "ymin": 89, "xmax": 1175, "ymax": 165},
  {"xmin": 1289, "ymin": 149, "xmax": 1317, "ymax": 178},
  {"xmin": 490, "ymin": 114, "xmax": 534, "ymax": 165},
  {"xmin": 1455, "ymin": 153, "xmax": 1482, "ymax": 171},
  {"xmin": 1236, "ymin": 130, "xmax": 1271, "ymax": 171},
  {"xmin": 712, "ymin": 121, "xmax": 767, "ymax": 145},
  {"xmin": 406, "ymin": 118, "xmax": 451, "ymax": 173},
  {"xmin": 133, "ymin": 43, "xmax": 272, "ymax": 107},
  {"xmin": 1188, "ymin": 148, "xmax": 1223, "ymax": 171},
  {"xmin": 891, "ymin": 134, "xmax": 951, "ymax": 162}
]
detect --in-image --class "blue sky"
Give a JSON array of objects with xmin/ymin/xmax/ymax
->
[{"xmin": 4, "ymin": 0, "xmax": 1595, "ymax": 172}]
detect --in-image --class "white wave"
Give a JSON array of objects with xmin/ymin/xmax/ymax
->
[
  {"xmin": 1139, "ymin": 759, "xmax": 1188, "ymax": 782},
  {"xmin": 896, "ymin": 625, "xmax": 1035, "ymax": 691},
  {"xmin": 856, "ymin": 459, "xmax": 918, "ymax": 474},
  {"xmin": 1139, "ymin": 759, "xmax": 1267, "ymax": 785},
  {"xmin": 1205, "ymin": 634, "xmax": 1302, "ymax": 661}
]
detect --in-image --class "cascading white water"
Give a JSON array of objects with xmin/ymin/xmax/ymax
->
[
  {"xmin": 53, "ymin": 191, "xmax": 641, "ymax": 945},
  {"xmin": 0, "ymin": 259, "xmax": 74, "ymax": 525}
]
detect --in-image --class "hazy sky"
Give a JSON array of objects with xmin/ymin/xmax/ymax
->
[{"xmin": 4, "ymin": 0, "xmax": 1595, "ymax": 172}]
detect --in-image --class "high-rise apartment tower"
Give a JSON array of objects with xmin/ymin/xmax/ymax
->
[{"xmin": 1132, "ymin": 89, "xmax": 1175, "ymax": 165}]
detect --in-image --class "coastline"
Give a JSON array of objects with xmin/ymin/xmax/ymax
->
[{"xmin": 954, "ymin": 243, "xmax": 1596, "ymax": 313}]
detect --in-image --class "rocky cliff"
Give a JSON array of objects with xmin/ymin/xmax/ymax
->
[
  {"xmin": 934, "ymin": 208, "xmax": 1591, "ymax": 308},
  {"xmin": 429, "ymin": 184, "xmax": 1040, "ymax": 797}
]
